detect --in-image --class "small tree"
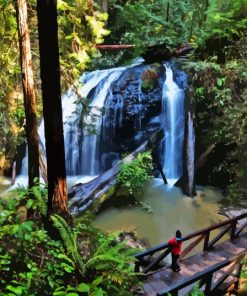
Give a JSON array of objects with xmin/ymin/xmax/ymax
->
[{"xmin": 15, "ymin": 0, "xmax": 39, "ymax": 189}]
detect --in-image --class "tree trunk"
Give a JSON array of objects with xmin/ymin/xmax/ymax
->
[
  {"xmin": 37, "ymin": 0, "xmax": 71, "ymax": 220},
  {"xmin": 99, "ymin": 0, "xmax": 107, "ymax": 12},
  {"xmin": 16, "ymin": 0, "xmax": 39, "ymax": 189}
]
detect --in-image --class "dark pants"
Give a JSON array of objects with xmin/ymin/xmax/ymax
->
[{"xmin": 171, "ymin": 253, "xmax": 180, "ymax": 271}]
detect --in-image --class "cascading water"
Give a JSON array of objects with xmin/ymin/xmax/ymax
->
[
  {"xmin": 18, "ymin": 67, "xmax": 126, "ymax": 182},
  {"xmin": 187, "ymin": 111, "xmax": 195, "ymax": 195},
  {"xmin": 63, "ymin": 69, "xmax": 121, "ymax": 176},
  {"xmin": 81, "ymin": 68, "xmax": 125, "ymax": 175},
  {"xmin": 162, "ymin": 64, "xmax": 185, "ymax": 186},
  {"xmin": 17, "ymin": 61, "xmax": 193, "ymax": 194}
]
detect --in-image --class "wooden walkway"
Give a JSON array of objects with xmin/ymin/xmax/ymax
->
[{"xmin": 134, "ymin": 213, "xmax": 247, "ymax": 295}]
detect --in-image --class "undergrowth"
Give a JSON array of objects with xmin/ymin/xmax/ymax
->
[
  {"xmin": 0, "ymin": 183, "xmax": 140, "ymax": 295},
  {"xmin": 117, "ymin": 151, "xmax": 153, "ymax": 196}
]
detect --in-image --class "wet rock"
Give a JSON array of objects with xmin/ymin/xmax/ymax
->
[{"xmin": 117, "ymin": 231, "xmax": 148, "ymax": 250}]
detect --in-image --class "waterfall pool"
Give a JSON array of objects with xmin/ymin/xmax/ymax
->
[
  {"xmin": 0, "ymin": 176, "xmax": 224, "ymax": 248},
  {"xmin": 94, "ymin": 178, "xmax": 224, "ymax": 247}
]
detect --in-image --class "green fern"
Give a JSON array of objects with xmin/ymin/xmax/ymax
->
[
  {"xmin": 51, "ymin": 214, "xmax": 85, "ymax": 274},
  {"xmin": 30, "ymin": 183, "xmax": 47, "ymax": 215},
  {"xmin": 85, "ymin": 233, "xmax": 138, "ymax": 285}
]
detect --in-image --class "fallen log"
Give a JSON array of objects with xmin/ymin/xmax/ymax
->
[
  {"xmin": 174, "ymin": 144, "xmax": 216, "ymax": 192},
  {"xmin": 195, "ymin": 144, "xmax": 215, "ymax": 170},
  {"xmin": 95, "ymin": 43, "xmax": 194, "ymax": 62},
  {"xmin": 95, "ymin": 44, "xmax": 134, "ymax": 50},
  {"xmin": 68, "ymin": 129, "xmax": 163, "ymax": 215}
]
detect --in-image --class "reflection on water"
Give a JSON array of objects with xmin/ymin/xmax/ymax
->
[{"xmin": 94, "ymin": 179, "xmax": 224, "ymax": 246}]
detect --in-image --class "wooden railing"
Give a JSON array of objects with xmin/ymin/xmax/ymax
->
[
  {"xmin": 134, "ymin": 213, "xmax": 247, "ymax": 274},
  {"xmin": 159, "ymin": 252, "xmax": 245, "ymax": 296}
]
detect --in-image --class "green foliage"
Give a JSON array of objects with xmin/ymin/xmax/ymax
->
[
  {"xmin": 221, "ymin": 182, "xmax": 243, "ymax": 206},
  {"xmin": 0, "ymin": 186, "xmax": 139, "ymax": 295},
  {"xmin": 51, "ymin": 214, "xmax": 85, "ymax": 275},
  {"xmin": 203, "ymin": 0, "xmax": 247, "ymax": 41},
  {"xmin": 117, "ymin": 151, "xmax": 153, "ymax": 195},
  {"xmin": 188, "ymin": 283, "xmax": 205, "ymax": 295},
  {"xmin": 241, "ymin": 259, "xmax": 247, "ymax": 290},
  {"xmin": 57, "ymin": 0, "xmax": 110, "ymax": 88},
  {"xmin": 0, "ymin": 0, "xmax": 109, "ymax": 169},
  {"xmin": 108, "ymin": 0, "xmax": 204, "ymax": 49},
  {"xmin": 16, "ymin": 179, "xmax": 48, "ymax": 215},
  {"xmin": 183, "ymin": 13, "xmax": 247, "ymax": 202}
]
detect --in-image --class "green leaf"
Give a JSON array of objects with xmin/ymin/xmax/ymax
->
[
  {"xmin": 92, "ymin": 276, "xmax": 103, "ymax": 288},
  {"xmin": 77, "ymin": 283, "xmax": 90, "ymax": 292}
]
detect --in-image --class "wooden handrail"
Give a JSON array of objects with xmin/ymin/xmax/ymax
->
[
  {"xmin": 157, "ymin": 252, "xmax": 246, "ymax": 295},
  {"xmin": 235, "ymin": 220, "xmax": 247, "ymax": 237},
  {"xmin": 180, "ymin": 234, "xmax": 205, "ymax": 260},
  {"xmin": 208, "ymin": 224, "xmax": 232, "ymax": 249},
  {"xmin": 211, "ymin": 260, "xmax": 239, "ymax": 292},
  {"xmin": 134, "ymin": 213, "xmax": 247, "ymax": 272}
]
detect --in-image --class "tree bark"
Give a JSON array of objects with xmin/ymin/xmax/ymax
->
[
  {"xmin": 16, "ymin": 0, "xmax": 39, "ymax": 189},
  {"xmin": 96, "ymin": 44, "xmax": 134, "ymax": 50},
  {"xmin": 36, "ymin": 0, "xmax": 70, "ymax": 220},
  {"xmin": 195, "ymin": 144, "xmax": 215, "ymax": 170},
  {"xmin": 99, "ymin": 0, "xmax": 108, "ymax": 12}
]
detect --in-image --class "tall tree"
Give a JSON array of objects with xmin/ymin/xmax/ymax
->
[
  {"xmin": 36, "ymin": 0, "xmax": 70, "ymax": 220},
  {"xmin": 15, "ymin": 0, "xmax": 39, "ymax": 189}
]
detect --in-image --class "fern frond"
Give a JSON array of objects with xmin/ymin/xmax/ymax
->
[{"xmin": 51, "ymin": 214, "xmax": 85, "ymax": 274}]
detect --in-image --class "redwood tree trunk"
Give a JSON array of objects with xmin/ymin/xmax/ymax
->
[
  {"xmin": 16, "ymin": 0, "xmax": 39, "ymax": 189},
  {"xmin": 36, "ymin": 0, "xmax": 70, "ymax": 219}
]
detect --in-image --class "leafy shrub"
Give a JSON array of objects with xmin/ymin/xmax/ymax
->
[
  {"xmin": 0, "ymin": 185, "xmax": 140, "ymax": 295},
  {"xmin": 117, "ymin": 151, "xmax": 153, "ymax": 195}
]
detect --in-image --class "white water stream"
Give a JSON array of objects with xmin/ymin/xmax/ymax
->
[{"xmin": 162, "ymin": 64, "xmax": 185, "ymax": 186}]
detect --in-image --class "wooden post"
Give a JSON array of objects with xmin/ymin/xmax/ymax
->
[
  {"xmin": 134, "ymin": 261, "xmax": 140, "ymax": 273},
  {"xmin": 205, "ymin": 273, "xmax": 213, "ymax": 295},
  {"xmin": 230, "ymin": 220, "xmax": 237, "ymax": 240},
  {"xmin": 203, "ymin": 231, "xmax": 210, "ymax": 251},
  {"xmin": 234, "ymin": 262, "xmax": 243, "ymax": 292}
]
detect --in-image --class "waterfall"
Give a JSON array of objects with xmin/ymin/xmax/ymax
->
[
  {"xmin": 64, "ymin": 69, "xmax": 120, "ymax": 175},
  {"xmin": 18, "ymin": 67, "xmax": 126, "ymax": 180},
  {"xmin": 81, "ymin": 68, "xmax": 125, "ymax": 175},
  {"xmin": 162, "ymin": 64, "xmax": 185, "ymax": 186},
  {"xmin": 17, "ymin": 61, "xmax": 194, "ymax": 193},
  {"xmin": 187, "ymin": 111, "xmax": 195, "ymax": 194}
]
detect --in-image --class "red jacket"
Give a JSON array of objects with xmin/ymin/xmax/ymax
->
[{"xmin": 168, "ymin": 237, "xmax": 183, "ymax": 255}]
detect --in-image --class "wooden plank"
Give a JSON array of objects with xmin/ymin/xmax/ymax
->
[
  {"xmin": 211, "ymin": 261, "xmax": 238, "ymax": 291},
  {"xmin": 148, "ymin": 276, "xmax": 168, "ymax": 293},
  {"xmin": 234, "ymin": 233, "xmax": 247, "ymax": 249},
  {"xmin": 216, "ymin": 241, "xmax": 245, "ymax": 258},
  {"xmin": 143, "ymin": 282, "xmax": 156, "ymax": 296}
]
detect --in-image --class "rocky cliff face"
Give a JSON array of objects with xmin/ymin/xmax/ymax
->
[{"xmin": 99, "ymin": 62, "xmax": 188, "ymax": 173}]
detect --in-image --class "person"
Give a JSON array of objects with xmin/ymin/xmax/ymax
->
[{"xmin": 168, "ymin": 230, "xmax": 183, "ymax": 272}]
